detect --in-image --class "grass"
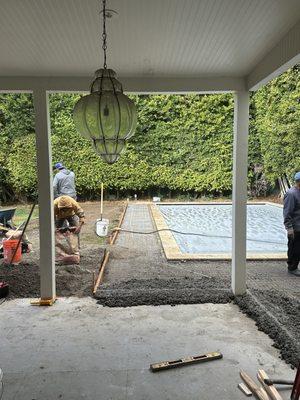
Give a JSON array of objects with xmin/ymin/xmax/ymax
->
[{"xmin": 12, "ymin": 204, "xmax": 39, "ymax": 226}]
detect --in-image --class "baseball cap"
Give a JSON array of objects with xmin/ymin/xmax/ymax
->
[
  {"xmin": 54, "ymin": 162, "xmax": 64, "ymax": 170},
  {"xmin": 294, "ymin": 171, "xmax": 300, "ymax": 181}
]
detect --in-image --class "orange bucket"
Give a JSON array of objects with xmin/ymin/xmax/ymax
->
[{"xmin": 2, "ymin": 239, "xmax": 22, "ymax": 264}]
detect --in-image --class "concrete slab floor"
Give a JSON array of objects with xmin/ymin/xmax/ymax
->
[{"xmin": 0, "ymin": 298, "xmax": 294, "ymax": 400}]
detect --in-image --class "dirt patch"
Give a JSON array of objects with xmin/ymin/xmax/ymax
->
[
  {"xmin": 80, "ymin": 201, "xmax": 125, "ymax": 245},
  {"xmin": 0, "ymin": 201, "xmax": 125, "ymax": 298},
  {"xmin": 0, "ymin": 246, "xmax": 105, "ymax": 298},
  {"xmin": 96, "ymin": 277, "xmax": 234, "ymax": 307}
]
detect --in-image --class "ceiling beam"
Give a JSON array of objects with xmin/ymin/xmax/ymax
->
[
  {"xmin": 116, "ymin": 76, "xmax": 246, "ymax": 93},
  {"xmin": 247, "ymin": 20, "xmax": 300, "ymax": 91},
  {"xmin": 0, "ymin": 76, "xmax": 245, "ymax": 93}
]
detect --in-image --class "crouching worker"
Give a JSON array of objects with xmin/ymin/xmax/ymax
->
[
  {"xmin": 54, "ymin": 195, "xmax": 85, "ymax": 233},
  {"xmin": 54, "ymin": 196, "xmax": 85, "ymax": 264}
]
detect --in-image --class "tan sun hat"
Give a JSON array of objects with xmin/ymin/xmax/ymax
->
[{"xmin": 57, "ymin": 196, "xmax": 73, "ymax": 209}]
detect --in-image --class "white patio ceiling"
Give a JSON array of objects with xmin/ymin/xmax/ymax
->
[{"xmin": 0, "ymin": 0, "xmax": 300, "ymax": 91}]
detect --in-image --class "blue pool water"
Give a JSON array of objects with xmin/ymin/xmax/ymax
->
[{"xmin": 158, "ymin": 204, "xmax": 287, "ymax": 254}]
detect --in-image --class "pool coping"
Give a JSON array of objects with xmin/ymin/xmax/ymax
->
[{"xmin": 150, "ymin": 201, "xmax": 286, "ymax": 261}]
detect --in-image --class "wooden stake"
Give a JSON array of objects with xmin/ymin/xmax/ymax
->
[
  {"xmin": 92, "ymin": 249, "xmax": 106, "ymax": 293},
  {"xmin": 92, "ymin": 272, "xmax": 96, "ymax": 293},
  {"xmin": 93, "ymin": 250, "xmax": 110, "ymax": 294},
  {"xmin": 257, "ymin": 370, "xmax": 283, "ymax": 400},
  {"xmin": 240, "ymin": 371, "xmax": 270, "ymax": 400},
  {"xmin": 109, "ymin": 201, "xmax": 128, "ymax": 245}
]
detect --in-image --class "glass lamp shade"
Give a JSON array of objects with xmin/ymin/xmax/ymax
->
[{"xmin": 73, "ymin": 69, "xmax": 137, "ymax": 164}]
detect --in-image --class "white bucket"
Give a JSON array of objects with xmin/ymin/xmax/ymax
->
[{"xmin": 95, "ymin": 219, "xmax": 109, "ymax": 237}]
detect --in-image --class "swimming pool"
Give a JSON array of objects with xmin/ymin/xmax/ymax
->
[{"xmin": 152, "ymin": 203, "xmax": 287, "ymax": 260}]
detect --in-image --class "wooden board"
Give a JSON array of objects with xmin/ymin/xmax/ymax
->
[
  {"xmin": 257, "ymin": 369, "xmax": 283, "ymax": 400},
  {"xmin": 31, "ymin": 297, "xmax": 56, "ymax": 306},
  {"xmin": 238, "ymin": 382, "xmax": 253, "ymax": 396},
  {"xmin": 150, "ymin": 351, "xmax": 222, "ymax": 372}
]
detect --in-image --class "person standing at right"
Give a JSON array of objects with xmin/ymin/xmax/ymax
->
[{"xmin": 283, "ymin": 171, "xmax": 300, "ymax": 276}]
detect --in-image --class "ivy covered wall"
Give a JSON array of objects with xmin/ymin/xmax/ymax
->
[{"xmin": 0, "ymin": 66, "xmax": 299, "ymax": 201}]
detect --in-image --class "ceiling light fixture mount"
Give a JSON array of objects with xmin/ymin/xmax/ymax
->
[
  {"xmin": 100, "ymin": 9, "xmax": 118, "ymax": 19},
  {"xmin": 73, "ymin": 0, "xmax": 136, "ymax": 164}
]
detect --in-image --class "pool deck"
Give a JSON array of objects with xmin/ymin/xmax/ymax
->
[{"xmin": 150, "ymin": 201, "xmax": 286, "ymax": 261}]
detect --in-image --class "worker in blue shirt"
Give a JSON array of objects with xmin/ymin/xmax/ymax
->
[{"xmin": 283, "ymin": 171, "xmax": 300, "ymax": 276}]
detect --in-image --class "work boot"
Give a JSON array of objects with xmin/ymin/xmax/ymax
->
[{"xmin": 288, "ymin": 268, "xmax": 300, "ymax": 276}]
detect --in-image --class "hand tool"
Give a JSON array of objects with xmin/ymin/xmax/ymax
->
[
  {"xmin": 257, "ymin": 369, "xmax": 283, "ymax": 400},
  {"xmin": 264, "ymin": 379, "xmax": 293, "ymax": 386},
  {"xmin": 260, "ymin": 363, "xmax": 299, "ymax": 400},
  {"xmin": 150, "ymin": 351, "xmax": 222, "ymax": 372}
]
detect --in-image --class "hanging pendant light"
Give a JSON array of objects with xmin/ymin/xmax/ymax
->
[{"xmin": 73, "ymin": 0, "xmax": 137, "ymax": 164}]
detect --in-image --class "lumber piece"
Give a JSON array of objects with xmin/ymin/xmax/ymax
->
[
  {"xmin": 30, "ymin": 297, "xmax": 56, "ymax": 306},
  {"xmin": 92, "ymin": 249, "xmax": 106, "ymax": 293},
  {"xmin": 240, "ymin": 371, "xmax": 270, "ymax": 400},
  {"xmin": 257, "ymin": 370, "xmax": 283, "ymax": 400},
  {"xmin": 150, "ymin": 351, "xmax": 222, "ymax": 372},
  {"xmin": 97, "ymin": 250, "xmax": 110, "ymax": 285},
  {"xmin": 92, "ymin": 250, "xmax": 110, "ymax": 294},
  {"xmin": 238, "ymin": 383, "xmax": 253, "ymax": 396},
  {"xmin": 110, "ymin": 202, "xmax": 128, "ymax": 245}
]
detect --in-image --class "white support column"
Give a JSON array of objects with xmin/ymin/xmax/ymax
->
[
  {"xmin": 33, "ymin": 89, "xmax": 56, "ymax": 300},
  {"xmin": 232, "ymin": 91, "xmax": 249, "ymax": 295}
]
